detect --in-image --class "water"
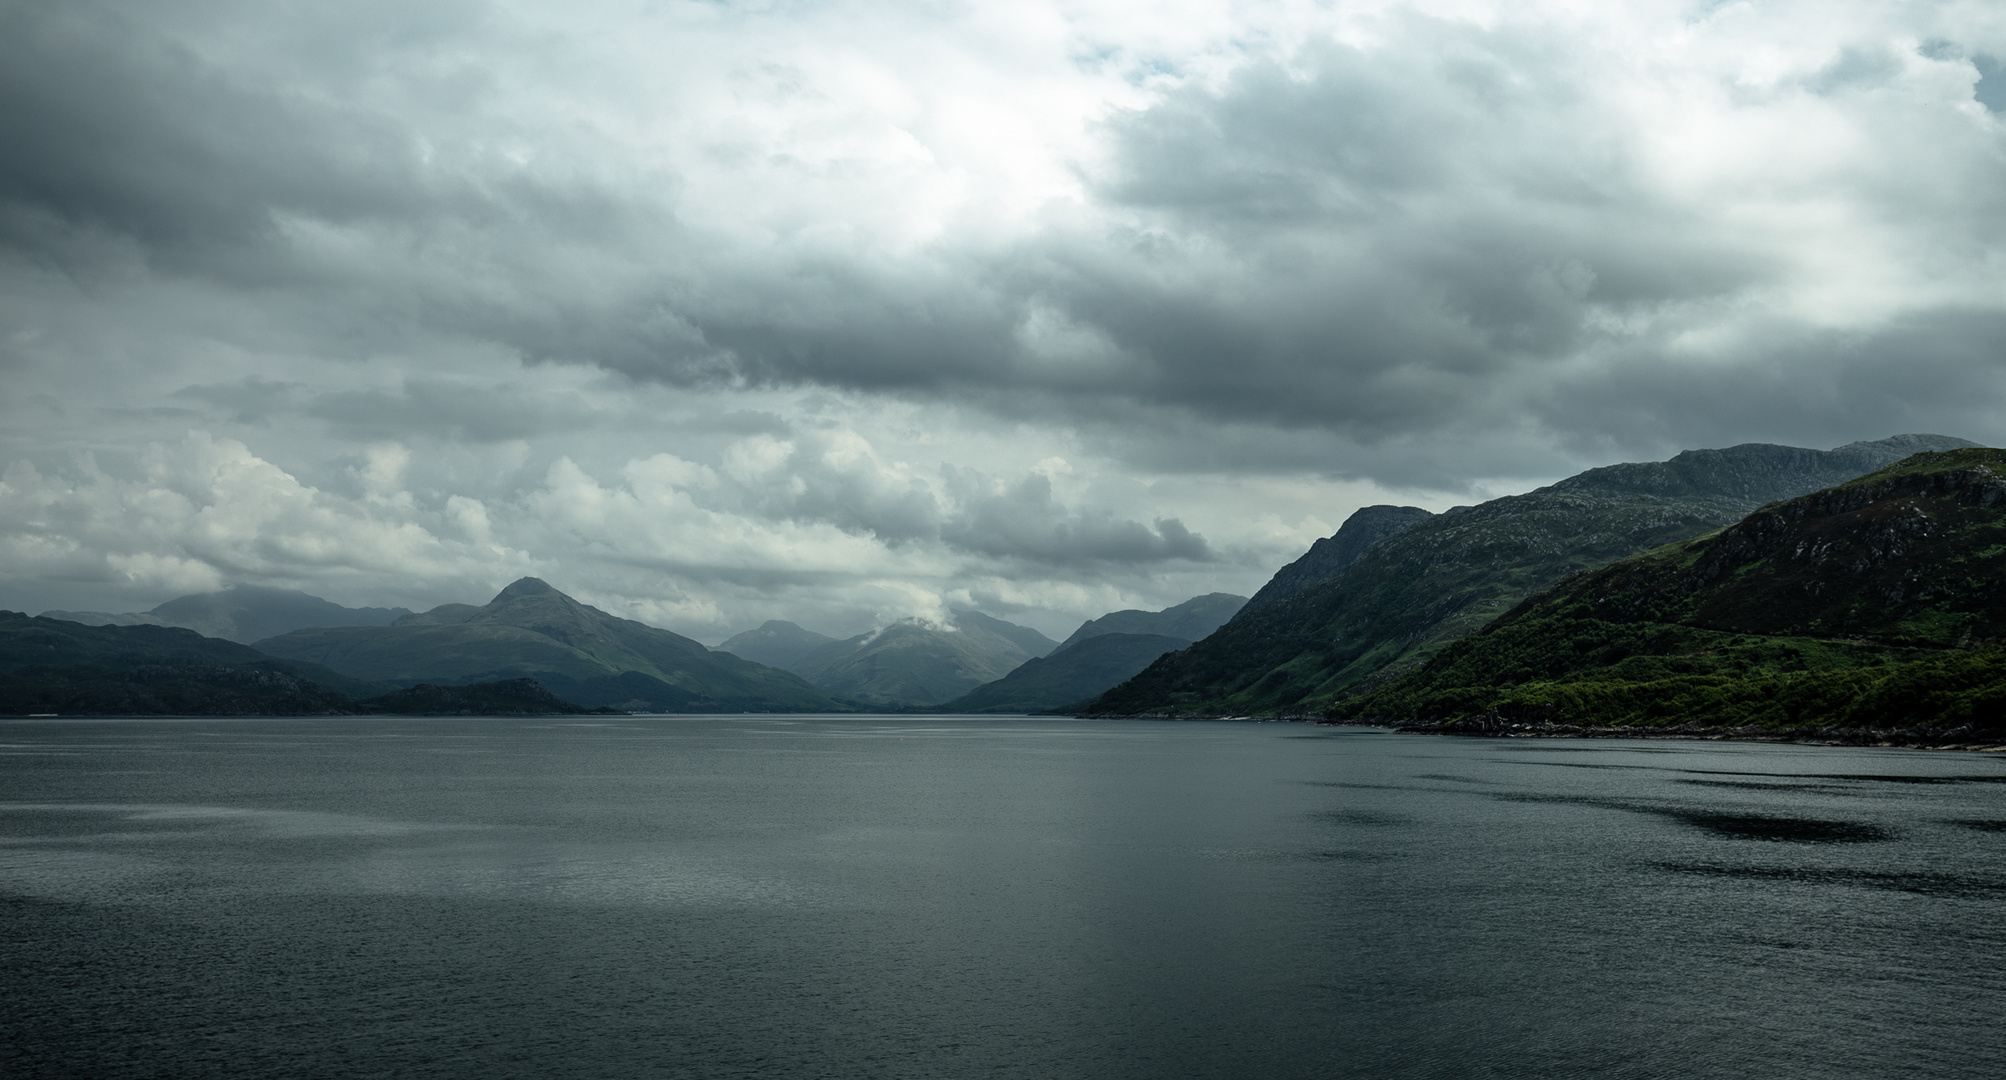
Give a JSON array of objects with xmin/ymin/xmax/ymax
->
[{"xmin": 3, "ymin": 716, "xmax": 2003, "ymax": 1079}]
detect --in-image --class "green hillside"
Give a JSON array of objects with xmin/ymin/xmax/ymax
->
[
  {"xmin": 254, "ymin": 578, "xmax": 845, "ymax": 712},
  {"xmin": 1088, "ymin": 435, "xmax": 1975, "ymax": 717},
  {"xmin": 1347, "ymin": 448, "xmax": 2006, "ymax": 737}
]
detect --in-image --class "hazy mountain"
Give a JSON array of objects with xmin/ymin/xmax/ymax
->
[
  {"xmin": 41, "ymin": 586, "xmax": 412, "ymax": 644},
  {"xmin": 939, "ymin": 633, "xmax": 1195, "ymax": 714},
  {"xmin": 1239, "ymin": 507, "xmax": 1434, "ymax": 614},
  {"xmin": 715, "ymin": 620, "xmax": 841, "ymax": 670},
  {"xmin": 0, "ymin": 613, "xmax": 383, "ymax": 716},
  {"xmin": 365, "ymin": 679, "xmax": 611, "ymax": 717},
  {"xmin": 1056, "ymin": 593, "xmax": 1248, "ymax": 652},
  {"xmin": 1352, "ymin": 447, "xmax": 2006, "ymax": 737},
  {"xmin": 392, "ymin": 604, "xmax": 481, "ymax": 626},
  {"xmin": 791, "ymin": 611, "xmax": 1058, "ymax": 708},
  {"xmin": 1088, "ymin": 434, "xmax": 1979, "ymax": 717},
  {"xmin": 253, "ymin": 578, "xmax": 845, "ymax": 713}
]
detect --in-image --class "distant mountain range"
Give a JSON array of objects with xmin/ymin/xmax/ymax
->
[
  {"xmin": 18, "ymin": 432, "xmax": 1990, "ymax": 735},
  {"xmin": 253, "ymin": 578, "xmax": 844, "ymax": 712},
  {"xmin": 19, "ymin": 577, "xmax": 1243, "ymax": 716},
  {"xmin": 1088, "ymin": 434, "xmax": 1979, "ymax": 717},
  {"xmin": 41, "ymin": 586, "xmax": 411, "ymax": 644},
  {"xmin": 1350, "ymin": 447, "xmax": 2006, "ymax": 739},
  {"xmin": 717, "ymin": 593, "xmax": 1248, "ymax": 711},
  {"xmin": 939, "ymin": 633, "xmax": 1197, "ymax": 714},
  {"xmin": 785, "ymin": 611, "xmax": 1058, "ymax": 708}
]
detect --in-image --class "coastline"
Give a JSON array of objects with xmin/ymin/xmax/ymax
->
[{"xmin": 1349, "ymin": 718, "xmax": 2006, "ymax": 753}]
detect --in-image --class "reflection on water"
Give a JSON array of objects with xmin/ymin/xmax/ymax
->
[{"xmin": 2, "ymin": 716, "xmax": 2004, "ymax": 1079}]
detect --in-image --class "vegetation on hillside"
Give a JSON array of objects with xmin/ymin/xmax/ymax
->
[
  {"xmin": 1346, "ymin": 448, "xmax": 2006, "ymax": 736},
  {"xmin": 1088, "ymin": 436, "xmax": 1975, "ymax": 717}
]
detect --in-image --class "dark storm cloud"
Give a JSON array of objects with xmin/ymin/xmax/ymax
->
[
  {"xmin": 939, "ymin": 472, "xmax": 1213, "ymax": 566},
  {"xmin": 0, "ymin": 2, "xmax": 440, "ymax": 272},
  {"xmin": 2, "ymin": 0, "xmax": 2000, "ymax": 496},
  {"xmin": 1543, "ymin": 309, "xmax": 2006, "ymax": 455}
]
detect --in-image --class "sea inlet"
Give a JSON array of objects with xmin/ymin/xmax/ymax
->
[{"xmin": 3, "ymin": 716, "xmax": 2003, "ymax": 1078}]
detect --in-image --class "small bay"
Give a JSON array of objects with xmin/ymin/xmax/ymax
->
[{"xmin": 2, "ymin": 717, "xmax": 2003, "ymax": 1079}]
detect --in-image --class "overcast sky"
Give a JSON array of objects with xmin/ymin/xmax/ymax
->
[{"xmin": 2, "ymin": 0, "xmax": 2003, "ymax": 641}]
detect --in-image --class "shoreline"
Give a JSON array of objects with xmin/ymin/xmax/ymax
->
[{"xmin": 1345, "ymin": 718, "xmax": 2006, "ymax": 753}]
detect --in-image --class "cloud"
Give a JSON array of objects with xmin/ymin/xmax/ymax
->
[
  {"xmin": 7, "ymin": 2, "xmax": 2002, "ymax": 478},
  {"xmin": 3, "ymin": 0, "xmax": 2004, "ymax": 636},
  {"xmin": 0, "ymin": 432, "xmax": 527, "ymax": 600},
  {"xmin": 940, "ymin": 470, "xmax": 1213, "ymax": 566}
]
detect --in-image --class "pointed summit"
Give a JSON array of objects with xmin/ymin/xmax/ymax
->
[
  {"xmin": 252, "ymin": 577, "xmax": 846, "ymax": 712},
  {"xmin": 492, "ymin": 577, "xmax": 557, "ymax": 602}
]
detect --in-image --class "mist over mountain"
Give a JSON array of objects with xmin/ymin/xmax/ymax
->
[
  {"xmin": 786, "ymin": 611, "xmax": 1059, "ymax": 709},
  {"xmin": 1089, "ymin": 435, "xmax": 1978, "ymax": 717},
  {"xmin": 41, "ymin": 587, "xmax": 412, "ymax": 645}
]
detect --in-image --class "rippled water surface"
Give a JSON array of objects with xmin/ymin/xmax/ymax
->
[{"xmin": 4, "ymin": 717, "xmax": 2004, "ymax": 1078}]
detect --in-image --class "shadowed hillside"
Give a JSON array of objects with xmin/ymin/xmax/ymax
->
[
  {"xmin": 939, "ymin": 633, "xmax": 1195, "ymax": 714},
  {"xmin": 42, "ymin": 586, "xmax": 412, "ymax": 644},
  {"xmin": 254, "ymin": 578, "xmax": 845, "ymax": 713},
  {"xmin": 1088, "ymin": 435, "xmax": 1977, "ymax": 717},
  {"xmin": 1349, "ymin": 448, "xmax": 2006, "ymax": 738}
]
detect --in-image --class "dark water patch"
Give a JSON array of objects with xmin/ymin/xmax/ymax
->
[
  {"xmin": 1651, "ymin": 862, "xmax": 2006, "ymax": 898},
  {"xmin": 1945, "ymin": 819, "xmax": 2006, "ymax": 832},
  {"xmin": 1675, "ymin": 778, "xmax": 1853, "ymax": 793},
  {"xmin": 1309, "ymin": 808, "xmax": 1410, "ymax": 827},
  {"xmin": 1663, "ymin": 812, "xmax": 1893, "ymax": 844},
  {"xmin": 1682, "ymin": 770, "xmax": 2006, "ymax": 785},
  {"xmin": 1412, "ymin": 774, "xmax": 1493, "ymax": 784},
  {"xmin": 1295, "ymin": 781, "xmax": 1424, "ymax": 792},
  {"xmin": 1491, "ymin": 793, "xmax": 1891, "ymax": 843},
  {"xmin": 1797, "ymin": 774, "xmax": 2006, "ymax": 785}
]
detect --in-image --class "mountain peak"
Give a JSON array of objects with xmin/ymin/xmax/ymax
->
[{"xmin": 492, "ymin": 577, "xmax": 559, "ymax": 602}]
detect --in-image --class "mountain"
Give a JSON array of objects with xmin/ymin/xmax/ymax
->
[
  {"xmin": 1055, "ymin": 593, "xmax": 1249, "ymax": 651},
  {"xmin": 1087, "ymin": 434, "xmax": 1979, "ymax": 717},
  {"xmin": 1239, "ymin": 507, "xmax": 1434, "ymax": 614},
  {"xmin": 1348, "ymin": 448, "xmax": 2006, "ymax": 739},
  {"xmin": 790, "ymin": 611, "xmax": 1059, "ymax": 708},
  {"xmin": 41, "ymin": 586, "xmax": 412, "ymax": 644},
  {"xmin": 252, "ymin": 578, "xmax": 846, "ymax": 713},
  {"xmin": 0, "ymin": 613, "xmax": 382, "ymax": 716},
  {"xmin": 938, "ymin": 633, "xmax": 1195, "ymax": 714},
  {"xmin": 364, "ymin": 679, "xmax": 614, "ymax": 717},
  {"xmin": 715, "ymin": 620, "xmax": 840, "ymax": 669}
]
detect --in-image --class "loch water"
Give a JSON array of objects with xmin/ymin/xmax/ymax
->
[{"xmin": 2, "ymin": 716, "xmax": 2003, "ymax": 1079}]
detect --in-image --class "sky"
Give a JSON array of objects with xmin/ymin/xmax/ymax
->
[{"xmin": 2, "ymin": 0, "xmax": 2003, "ymax": 642}]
